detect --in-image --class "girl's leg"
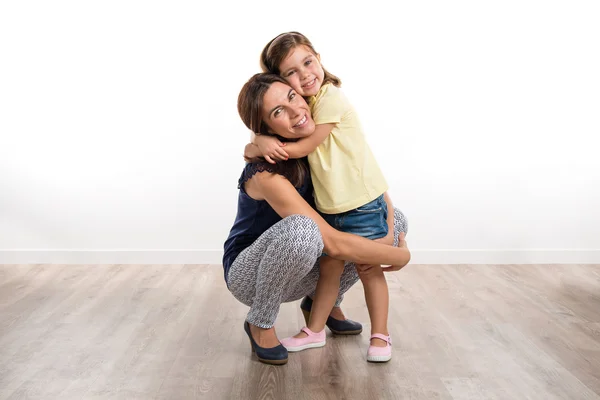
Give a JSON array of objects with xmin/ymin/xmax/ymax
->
[
  {"xmin": 334, "ymin": 260, "xmax": 361, "ymax": 307},
  {"xmin": 293, "ymin": 256, "xmax": 344, "ymax": 338},
  {"xmin": 227, "ymin": 214, "xmax": 323, "ymax": 347},
  {"xmin": 358, "ymin": 207, "xmax": 408, "ymax": 347},
  {"xmin": 357, "ymin": 207, "xmax": 408, "ymax": 354},
  {"xmin": 298, "ymin": 207, "xmax": 408, "ymax": 317},
  {"xmin": 307, "ymin": 207, "xmax": 408, "ymax": 294},
  {"xmin": 284, "ymin": 259, "xmax": 360, "ymax": 321},
  {"xmin": 357, "ymin": 264, "xmax": 389, "ymax": 346}
]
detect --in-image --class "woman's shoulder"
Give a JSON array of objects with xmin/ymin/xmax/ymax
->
[
  {"xmin": 238, "ymin": 161, "xmax": 279, "ymax": 189},
  {"xmin": 239, "ymin": 159, "xmax": 310, "ymax": 192}
]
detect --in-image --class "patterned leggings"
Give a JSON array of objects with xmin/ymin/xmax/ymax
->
[{"xmin": 227, "ymin": 208, "xmax": 409, "ymax": 328}]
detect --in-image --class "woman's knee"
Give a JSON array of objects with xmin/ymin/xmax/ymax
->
[
  {"xmin": 277, "ymin": 214, "xmax": 324, "ymax": 257},
  {"xmin": 394, "ymin": 208, "xmax": 408, "ymax": 234},
  {"xmin": 393, "ymin": 208, "xmax": 408, "ymax": 247}
]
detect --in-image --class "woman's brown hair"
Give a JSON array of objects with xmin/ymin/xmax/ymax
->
[
  {"xmin": 237, "ymin": 73, "xmax": 307, "ymax": 187},
  {"xmin": 260, "ymin": 32, "xmax": 341, "ymax": 88}
]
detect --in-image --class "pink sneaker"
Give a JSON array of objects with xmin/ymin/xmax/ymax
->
[
  {"xmin": 367, "ymin": 333, "xmax": 392, "ymax": 363},
  {"xmin": 280, "ymin": 327, "xmax": 326, "ymax": 352}
]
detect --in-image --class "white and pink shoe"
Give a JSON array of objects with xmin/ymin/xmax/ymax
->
[
  {"xmin": 280, "ymin": 327, "xmax": 326, "ymax": 352},
  {"xmin": 367, "ymin": 333, "xmax": 392, "ymax": 362}
]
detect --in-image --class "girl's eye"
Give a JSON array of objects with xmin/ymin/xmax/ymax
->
[
  {"xmin": 287, "ymin": 71, "xmax": 295, "ymax": 77},
  {"xmin": 305, "ymin": 60, "xmax": 312, "ymax": 66}
]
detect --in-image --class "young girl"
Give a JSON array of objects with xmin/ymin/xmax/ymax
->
[{"xmin": 245, "ymin": 32, "xmax": 397, "ymax": 362}]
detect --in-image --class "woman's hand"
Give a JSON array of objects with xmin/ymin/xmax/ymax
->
[
  {"xmin": 355, "ymin": 263, "xmax": 377, "ymax": 276},
  {"xmin": 357, "ymin": 231, "xmax": 408, "ymax": 275},
  {"xmin": 378, "ymin": 229, "xmax": 394, "ymax": 247},
  {"xmin": 382, "ymin": 232, "xmax": 409, "ymax": 273},
  {"xmin": 359, "ymin": 217, "xmax": 394, "ymax": 272},
  {"xmin": 255, "ymin": 135, "xmax": 289, "ymax": 164}
]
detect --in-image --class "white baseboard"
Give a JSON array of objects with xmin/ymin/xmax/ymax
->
[
  {"xmin": 0, "ymin": 250, "xmax": 224, "ymax": 264},
  {"xmin": 1, "ymin": 249, "xmax": 599, "ymax": 264},
  {"xmin": 409, "ymin": 249, "xmax": 600, "ymax": 264}
]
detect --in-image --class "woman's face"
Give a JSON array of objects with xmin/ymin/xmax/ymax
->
[{"xmin": 261, "ymin": 81, "xmax": 315, "ymax": 139}]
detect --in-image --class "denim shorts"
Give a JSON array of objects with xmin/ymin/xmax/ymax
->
[{"xmin": 320, "ymin": 194, "xmax": 388, "ymax": 241}]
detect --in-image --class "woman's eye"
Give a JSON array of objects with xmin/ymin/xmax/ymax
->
[
  {"xmin": 274, "ymin": 109, "xmax": 282, "ymax": 117},
  {"xmin": 289, "ymin": 93, "xmax": 296, "ymax": 101}
]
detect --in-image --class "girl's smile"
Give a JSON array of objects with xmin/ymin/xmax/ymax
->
[{"xmin": 279, "ymin": 45, "xmax": 326, "ymax": 97}]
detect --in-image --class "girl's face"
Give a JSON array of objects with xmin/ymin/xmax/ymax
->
[
  {"xmin": 278, "ymin": 45, "xmax": 325, "ymax": 97},
  {"xmin": 262, "ymin": 81, "xmax": 316, "ymax": 139}
]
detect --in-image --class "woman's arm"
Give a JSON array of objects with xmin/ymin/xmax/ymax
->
[
  {"xmin": 355, "ymin": 192, "xmax": 399, "ymax": 275},
  {"xmin": 246, "ymin": 172, "xmax": 411, "ymax": 268}
]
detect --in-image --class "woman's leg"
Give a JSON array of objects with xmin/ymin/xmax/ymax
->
[
  {"xmin": 393, "ymin": 207, "xmax": 409, "ymax": 246},
  {"xmin": 227, "ymin": 214, "xmax": 323, "ymax": 346}
]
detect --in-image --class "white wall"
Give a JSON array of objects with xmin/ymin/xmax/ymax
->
[{"xmin": 1, "ymin": 0, "xmax": 599, "ymax": 264}]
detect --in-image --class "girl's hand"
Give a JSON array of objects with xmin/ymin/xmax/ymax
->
[
  {"xmin": 383, "ymin": 232, "xmax": 409, "ymax": 273},
  {"xmin": 255, "ymin": 135, "xmax": 289, "ymax": 164}
]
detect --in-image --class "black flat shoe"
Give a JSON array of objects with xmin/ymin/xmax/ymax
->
[
  {"xmin": 300, "ymin": 296, "xmax": 363, "ymax": 335},
  {"xmin": 244, "ymin": 321, "xmax": 288, "ymax": 365}
]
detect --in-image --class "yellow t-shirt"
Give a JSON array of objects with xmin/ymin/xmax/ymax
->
[{"xmin": 308, "ymin": 83, "xmax": 388, "ymax": 214}]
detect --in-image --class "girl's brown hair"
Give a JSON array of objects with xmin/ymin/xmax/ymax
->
[
  {"xmin": 260, "ymin": 32, "xmax": 341, "ymax": 88},
  {"xmin": 237, "ymin": 73, "xmax": 307, "ymax": 187}
]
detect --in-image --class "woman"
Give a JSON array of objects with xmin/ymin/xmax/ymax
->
[{"xmin": 223, "ymin": 73, "xmax": 410, "ymax": 365}]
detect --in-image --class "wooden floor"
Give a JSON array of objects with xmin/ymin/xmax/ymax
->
[{"xmin": 0, "ymin": 264, "xmax": 599, "ymax": 400}]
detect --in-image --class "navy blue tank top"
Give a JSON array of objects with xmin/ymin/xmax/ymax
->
[{"xmin": 222, "ymin": 160, "xmax": 314, "ymax": 285}]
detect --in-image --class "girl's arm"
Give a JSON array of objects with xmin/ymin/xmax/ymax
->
[
  {"xmin": 246, "ymin": 172, "xmax": 411, "ymax": 268},
  {"xmin": 248, "ymin": 135, "xmax": 289, "ymax": 164},
  {"xmin": 244, "ymin": 143, "xmax": 262, "ymax": 162},
  {"xmin": 276, "ymin": 123, "xmax": 335, "ymax": 158},
  {"xmin": 252, "ymin": 123, "xmax": 336, "ymax": 162}
]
